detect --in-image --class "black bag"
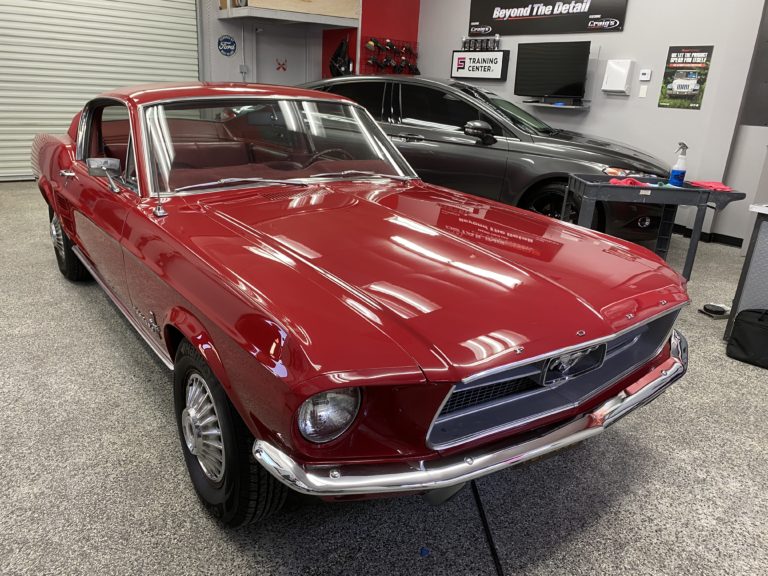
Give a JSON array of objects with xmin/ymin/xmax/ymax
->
[
  {"xmin": 329, "ymin": 37, "xmax": 353, "ymax": 77},
  {"xmin": 726, "ymin": 309, "xmax": 768, "ymax": 369}
]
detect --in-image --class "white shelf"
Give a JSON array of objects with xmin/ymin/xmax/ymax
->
[
  {"xmin": 526, "ymin": 101, "xmax": 591, "ymax": 110},
  {"xmin": 218, "ymin": 6, "xmax": 358, "ymax": 27}
]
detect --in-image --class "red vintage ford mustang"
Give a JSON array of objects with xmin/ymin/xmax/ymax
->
[{"xmin": 32, "ymin": 82, "xmax": 689, "ymax": 526}]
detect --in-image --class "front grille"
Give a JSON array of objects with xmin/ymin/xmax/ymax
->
[
  {"xmin": 440, "ymin": 377, "xmax": 539, "ymax": 416},
  {"xmin": 428, "ymin": 310, "xmax": 680, "ymax": 449}
]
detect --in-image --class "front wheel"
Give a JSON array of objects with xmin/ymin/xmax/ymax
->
[{"xmin": 173, "ymin": 340, "xmax": 286, "ymax": 526}]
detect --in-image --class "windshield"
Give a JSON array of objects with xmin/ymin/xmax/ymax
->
[
  {"xmin": 456, "ymin": 84, "xmax": 556, "ymax": 135},
  {"xmin": 143, "ymin": 98, "xmax": 416, "ymax": 193},
  {"xmin": 673, "ymin": 71, "xmax": 698, "ymax": 80}
]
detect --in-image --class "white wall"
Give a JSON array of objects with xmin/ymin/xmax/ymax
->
[
  {"xmin": 199, "ymin": 0, "xmax": 322, "ymax": 85},
  {"xmin": 418, "ymin": 0, "xmax": 765, "ymax": 240},
  {"xmin": 719, "ymin": 126, "xmax": 768, "ymax": 248}
]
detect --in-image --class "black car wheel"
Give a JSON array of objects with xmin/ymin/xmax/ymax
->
[
  {"xmin": 520, "ymin": 182, "xmax": 603, "ymax": 230},
  {"xmin": 173, "ymin": 339, "xmax": 286, "ymax": 526},
  {"xmin": 48, "ymin": 206, "xmax": 89, "ymax": 281}
]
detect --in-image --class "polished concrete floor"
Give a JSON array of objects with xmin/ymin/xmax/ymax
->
[{"xmin": 1, "ymin": 181, "xmax": 766, "ymax": 576}]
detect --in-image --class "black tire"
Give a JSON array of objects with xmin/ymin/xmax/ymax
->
[
  {"xmin": 519, "ymin": 181, "xmax": 604, "ymax": 231},
  {"xmin": 48, "ymin": 206, "xmax": 89, "ymax": 281},
  {"xmin": 173, "ymin": 339, "xmax": 286, "ymax": 526}
]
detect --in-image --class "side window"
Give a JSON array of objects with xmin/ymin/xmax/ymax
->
[
  {"xmin": 325, "ymin": 82, "xmax": 385, "ymax": 120},
  {"xmin": 87, "ymin": 103, "xmax": 137, "ymax": 190},
  {"xmin": 400, "ymin": 85, "xmax": 480, "ymax": 131}
]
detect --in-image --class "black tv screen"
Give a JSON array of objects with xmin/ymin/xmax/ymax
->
[{"xmin": 515, "ymin": 41, "xmax": 591, "ymax": 99}]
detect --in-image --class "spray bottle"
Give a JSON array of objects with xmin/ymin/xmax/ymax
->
[{"xmin": 669, "ymin": 142, "xmax": 688, "ymax": 187}]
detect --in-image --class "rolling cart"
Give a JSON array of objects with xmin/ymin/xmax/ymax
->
[{"xmin": 563, "ymin": 175, "xmax": 746, "ymax": 280}]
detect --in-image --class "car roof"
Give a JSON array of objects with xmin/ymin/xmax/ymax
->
[
  {"xmin": 98, "ymin": 82, "xmax": 350, "ymax": 106},
  {"xmin": 308, "ymin": 75, "xmax": 465, "ymax": 89}
]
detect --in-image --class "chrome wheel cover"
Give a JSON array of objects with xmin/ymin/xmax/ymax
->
[
  {"xmin": 182, "ymin": 373, "xmax": 226, "ymax": 482},
  {"xmin": 50, "ymin": 214, "xmax": 65, "ymax": 259}
]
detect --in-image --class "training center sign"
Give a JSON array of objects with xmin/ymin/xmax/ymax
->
[
  {"xmin": 468, "ymin": 0, "xmax": 628, "ymax": 36},
  {"xmin": 451, "ymin": 50, "xmax": 511, "ymax": 80}
]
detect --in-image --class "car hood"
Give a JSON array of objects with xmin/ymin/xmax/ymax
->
[
  {"xmin": 197, "ymin": 180, "xmax": 687, "ymax": 383},
  {"xmin": 533, "ymin": 130, "xmax": 669, "ymax": 176}
]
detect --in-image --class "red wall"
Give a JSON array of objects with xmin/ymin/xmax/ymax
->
[
  {"xmin": 360, "ymin": 0, "xmax": 420, "ymax": 42},
  {"xmin": 359, "ymin": 0, "xmax": 421, "ymax": 74},
  {"xmin": 320, "ymin": 0, "xmax": 420, "ymax": 78}
]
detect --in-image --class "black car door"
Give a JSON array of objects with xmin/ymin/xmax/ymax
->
[{"xmin": 383, "ymin": 82, "xmax": 509, "ymax": 200}]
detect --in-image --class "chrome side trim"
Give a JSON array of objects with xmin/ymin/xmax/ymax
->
[
  {"xmin": 463, "ymin": 302, "xmax": 687, "ymax": 385},
  {"xmin": 253, "ymin": 330, "xmax": 687, "ymax": 497},
  {"xmin": 71, "ymin": 246, "xmax": 173, "ymax": 370}
]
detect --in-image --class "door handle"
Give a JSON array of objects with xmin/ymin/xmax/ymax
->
[
  {"xmin": 396, "ymin": 133, "xmax": 425, "ymax": 143},
  {"xmin": 59, "ymin": 169, "xmax": 75, "ymax": 178}
]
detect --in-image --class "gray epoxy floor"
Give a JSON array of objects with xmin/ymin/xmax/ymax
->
[{"xmin": 1, "ymin": 181, "xmax": 766, "ymax": 576}]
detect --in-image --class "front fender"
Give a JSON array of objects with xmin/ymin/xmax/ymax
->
[{"xmin": 164, "ymin": 307, "xmax": 230, "ymax": 391}]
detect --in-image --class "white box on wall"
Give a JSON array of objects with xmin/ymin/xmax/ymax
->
[{"xmin": 602, "ymin": 59, "xmax": 635, "ymax": 95}]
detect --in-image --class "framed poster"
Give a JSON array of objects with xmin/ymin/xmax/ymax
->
[
  {"xmin": 658, "ymin": 46, "xmax": 714, "ymax": 110},
  {"xmin": 450, "ymin": 50, "xmax": 510, "ymax": 80},
  {"xmin": 468, "ymin": 0, "xmax": 628, "ymax": 36}
]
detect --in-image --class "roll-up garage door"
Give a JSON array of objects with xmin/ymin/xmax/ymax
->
[{"xmin": 0, "ymin": 0, "xmax": 199, "ymax": 180}]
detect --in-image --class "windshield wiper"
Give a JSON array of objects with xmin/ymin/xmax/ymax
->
[
  {"xmin": 307, "ymin": 170, "xmax": 413, "ymax": 181},
  {"xmin": 174, "ymin": 177, "xmax": 309, "ymax": 193}
]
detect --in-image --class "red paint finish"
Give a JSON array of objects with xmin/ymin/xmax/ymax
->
[{"xmin": 31, "ymin": 83, "xmax": 688, "ymax": 473}]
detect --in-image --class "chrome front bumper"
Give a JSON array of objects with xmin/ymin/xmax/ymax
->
[{"xmin": 253, "ymin": 330, "xmax": 688, "ymax": 497}]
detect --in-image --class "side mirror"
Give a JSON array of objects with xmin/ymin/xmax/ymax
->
[
  {"xmin": 87, "ymin": 157, "xmax": 121, "ymax": 192},
  {"xmin": 464, "ymin": 120, "xmax": 496, "ymax": 145}
]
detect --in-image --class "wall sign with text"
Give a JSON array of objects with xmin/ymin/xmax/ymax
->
[
  {"xmin": 218, "ymin": 35, "xmax": 237, "ymax": 57},
  {"xmin": 468, "ymin": 0, "xmax": 628, "ymax": 36},
  {"xmin": 451, "ymin": 50, "xmax": 510, "ymax": 80},
  {"xmin": 658, "ymin": 46, "xmax": 714, "ymax": 111}
]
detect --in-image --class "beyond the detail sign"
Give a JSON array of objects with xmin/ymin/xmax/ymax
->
[
  {"xmin": 451, "ymin": 50, "xmax": 510, "ymax": 80},
  {"xmin": 468, "ymin": 0, "xmax": 628, "ymax": 36}
]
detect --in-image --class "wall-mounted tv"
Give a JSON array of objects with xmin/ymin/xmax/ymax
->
[{"xmin": 514, "ymin": 41, "xmax": 591, "ymax": 99}]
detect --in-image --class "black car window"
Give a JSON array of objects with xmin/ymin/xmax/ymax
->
[
  {"xmin": 400, "ymin": 84, "xmax": 479, "ymax": 131},
  {"xmin": 325, "ymin": 82, "xmax": 385, "ymax": 120}
]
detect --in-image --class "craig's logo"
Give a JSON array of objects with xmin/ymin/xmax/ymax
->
[
  {"xmin": 588, "ymin": 17, "xmax": 620, "ymax": 29},
  {"xmin": 470, "ymin": 25, "xmax": 493, "ymax": 34},
  {"xmin": 456, "ymin": 57, "xmax": 467, "ymax": 70}
]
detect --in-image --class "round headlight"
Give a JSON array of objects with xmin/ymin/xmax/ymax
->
[{"xmin": 297, "ymin": 387, "xmax": 361, "ymax": 443}]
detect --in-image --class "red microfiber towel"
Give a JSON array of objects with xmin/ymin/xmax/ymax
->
[
  {"xmin": 609, "ymin": 177, "xmax": 645, "ymax": 187},
  {"xmin": 690, "ymin": 181, "xmax": 733, "ymax": 192}
]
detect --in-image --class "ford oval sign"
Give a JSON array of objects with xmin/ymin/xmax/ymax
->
[{"xmin": 218, "ymin": 35, "xmax": 237, "ymax": 57}]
